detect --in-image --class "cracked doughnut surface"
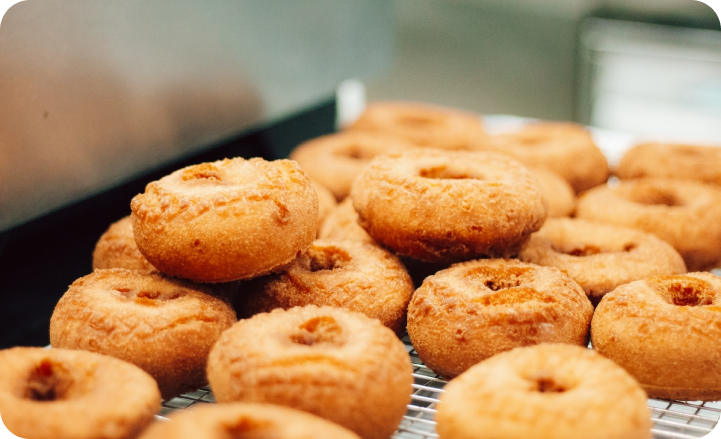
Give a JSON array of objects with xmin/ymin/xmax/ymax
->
[
  {"xmin": 0, "ymin": 347, "xmax": 160, "ymax": 439},
  {"xmin": 235, "ymin": 239, "xmax": 414, "ymax": 335},
  {"xmin": 206, "ymin": 305, "xmax": 412, "ymax": 439},
  {"xmin": 49, "ymin": 269, "xmax": 237, "ymax": 399},
  {"xmin": 592, "ymin": 272, "xmax": 721, "ymax": 400},
  {"xmin": 436, "ymin": 344, "xmax": 651, "ymax": 439},
  {"xmin": 407, "ymin": 259, "xmax": 593, "ymax": 378},
  {"xmin": 130, "ymin": 157, "xmax": 318, "ymax": 283},
  {"xmin": 350, "ymin": 149, "xmax": 547, "ymax": 263}
]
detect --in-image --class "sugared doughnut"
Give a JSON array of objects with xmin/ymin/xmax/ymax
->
[
  {"xmin": 436, "ymin": 344, "xmax": 651, "ymax": 439},
  {"xmin": 130, "ymin": 157, "xmax": 318, "ymax": 283},
  {"xmin": 138, "ymin": 403, "xmax": 361, "ymax": 439},
  {"xmin": 0, "ymin": 347, "xmax": 161, "ymax": 439},
  {"xmin": 350, "ymin": 149, "xmax": 547, "ymax": 263},
  {"xmin": 478, "ymin": 122, "xmax": 609, "ymax": 193},
  {"xmin": 319, "ymin": 198, "xmax": 375, "ymax": 244},
  {"xmin": 617, "ymin": 142, "xmax": 721, "ymax": 186},
  {"xmin": 93, "ymin": 215, "xmax": 157, "ymax": 272},
  {"xmin": 291, "ymin": 131, "xmax": 414, "ymax": 201},
  {"xmin": 311, "ymin": 179, "xmax": 337, "ymax": 234},
  {"xmin": 50, "ymin": 269, "xmax": 237, "ymax": 399},
  {"xmin": 519, "ymin": 218, "xmax": 687, "ymax": 302},
  {"xmin": 207, "ymin": 305, "xmax": 412, "ymax": 439},
  {"xmin": 234, "ymin": 239, "xmax": 414, "ymax": 335},
  {"xmin": 528, "ymin": 167, "xmax": 575, "ymax": 218},
  {"xmin": 407, "ymin": 259, "xmax": 593, "ymax": 378},
  {"xmin": 348, "ymin": 101, "xmax": 486, "ymax": 150},
  {"xmin": 575, "ymin": 178, "xmax": 721, "ymax": 271},
  {"xmin": 592, "ymin": 272, "xmax": 721, "ymax": 401}
]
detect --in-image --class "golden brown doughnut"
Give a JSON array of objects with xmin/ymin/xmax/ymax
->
[
  {"xmin": 93, "ymin": 216, "xmax": 157, "ymax": 272},
  {"xmin": 139, "ymin": 403, "xmax": 361, "ymax": 439},
  {"xmin": 528, "ymin": 167, "xmax": 575, "ymax": 218},
  {"xmin": 519, "ymin": 218, "xmax": 687, "ymax": 302},
  {"xmin": 436, "ymin": 344, "xmax": 651, "ymax": 439},
  {"xmin": 407, "ymin": 259, "xmax": 593, "ymax": 378},
  {"xmin": 347, "ymin": 101, "xmax": 486, "ymax": 150},
  {"xmin": 479, "ymin": 122, "xmax": 609, "ymax": 193},
  {"xmin": 311, "ymin": 178, "xmax": 337, "ymax": 235},
  {"xmin": 318, "ymin": 198, "xmax": 375, "ymax": 244},
  {"xmin": 617, "ymin": 142, "xmax": 721, "ymax": 186},
  {"xmin": 575, "ymin": 178, "xmax": 721, "ymax": 271},
  {"xmin": 235, "ymin": 239, "xmax": 414, "ymax": 335},
  {"xmin": 592, "ymin": 272, "xmax": 721, "ymax": 401},
  {"xmin": 50, "ymin": 269, "xmax": 237, "ymax": 399},
  {"xmin": 291, "ymin": 131, "xmax": 415, "ymax": 201},
  {"xmin": 207, "ymin": 305, "xmax": 412, "ymax": 439},
  {"xmin": 350, "ymin": 149, "xmax": 547, "ymax": 263},
  {"xmin": 130, "ymin": 157, "xmax": 318, "ymax": 283},
  {"xmin": 0, "ymin": 347, "xmax": 161, "ymax": 439}
]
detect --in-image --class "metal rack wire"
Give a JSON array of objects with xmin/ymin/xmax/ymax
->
[{"xmin": 160, "ymin": 337, "xmax": 721, "ymax": 438}]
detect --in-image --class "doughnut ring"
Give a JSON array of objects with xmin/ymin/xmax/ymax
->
[
  {"xmin": 138, "ymin": 403, "xmax": 361, "ymax": 439},
  {"xmin": 407, "ymin": 259, "xmax": 593, "ymax": 378},
  {"xmin": 93, "ymin": 215, "xmax": 157, "ymax": 272},
  {"xmin": 436, "ymin": 344, "xmax": 651, "ymax": 439},
  {"xmin": 207, "ymin": 305, "xmax": 412, "ymax": 439},
  {"xmin": 50, "ymin": 268, "xmax": 237, "ymax": 399},
  {"xmin": 310, "ymin": 179, "xmax": 337, "ymax": 235},
  {"xmin": 592, "ymin": 272, "xmax": 721, "ymax": 401},
  {"xmin": 575, "ymin": 178, "xmax": 721, "ymax": 271},
  {"xmin": 0, "ymin": 347, "xmax": 161, "ymax": 439},
  {"xmin": 519, "ymin": 218, "xmax": 687, "ymax": 302},
  {"xmin": 131, "ymin": 157, "xmax": 318, "ymax": 283},
  {"xmin": 617, "ymin": 142, "xmax": 721, "ymax": 186},
  {"xmin": 350, "ymin": 149, "xmax": 547, "ymax": 263},
  {"xmin": 291, "ymin": 131, "xmax": 414, "ymax": 201},
  {"xmin": 528, "ymin": 167, "xmax": 575, "ymax": 218},
  {"xmin": 347, "ymin": 101, "xmax": 486, "ymax": 150},
  {"xmin": 318, "ymin": 198, "xmax": 375, "ymax": 244}
]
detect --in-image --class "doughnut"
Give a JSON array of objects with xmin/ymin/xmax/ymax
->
[
  {"xmin": 528, "ymin": 167, "xmax": 575, "ymax": 218},
  {"xmin": 350, "ymin": 149, "xmax": 547, "ymax": 263},
  {"xmin": 347, "ymin": 101, "xmax": 486, "ymax": 150},
  {"xmin": 206, "ymin": 305, "xmax": 413, "ymax": 439},
  {"xmin": 139, "ymin": 403, "xmax": 361, "ymax": 439},
  {"xmin": 617, "ymin": 142, "xmax": 721, "ymax": 186},
  {"xmin": 407, "ymin": 259, "xmax": 593, "ymax": 378},
  {"xmin": 318, "ymin": 198, "xmax": 375, "ymax": 244},
  {"xmin": 130, "ymin": 157, "xmax": 318, "ymax": 283},
  {"xmin": 519, "ymin": 218, "xmax": 687, "ymax": 302},
  {"xmin": 311, "ymin": 178, "xmax": 337, "ymax": 234},
  {"xmin": 592, "ymin": 272, "xmax": 721, "ymax": 401},
  {"xmin": 0, "ymin": 347, "xmax": 161, "ymax": 439},
  {"xmin": 575, "ymin": 178, "xmax": 721, "ymax": 271},
  {"xmin": 478, "ymin": 122, "xmax": 609, "ymax": 193},
  {"xmin": 436, "ymin": 344, "xmax": 651, "ymax": 439},
  {"xmin": 291, "ymin": 131, "xmax": 414, "ymax": 201},
  {"xmin": 49, "ymin": 268, "xmax": 237, "ymax": 399},
  {"xmin": 234, "ymin": 239, "xmax": 414, "ymax": 335},
  {"xmin": 93, "ymin": 215, "xmax": 157, "ymax": 272}
]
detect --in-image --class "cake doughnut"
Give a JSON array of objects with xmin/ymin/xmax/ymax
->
[
  {"xmin": 311, "ymin": 179, "xmax": 337, "ymax": 234},
  {"xmin": 528, "ymin": 167, "xmax": 575, "ymax": 218},
  {"xmin": 519, "ymin": 218, "xmax": 687, "ymax": 302},
  {"xmin": 407, "ymin": 259, "xmax": 593, "ymax": 378},
  {"xmin": 350, "ymin": 149, "xmax": 547, "ymax": 263},
  {"xmin": 0, "ymin": 347, "xmax": 161, "ymax": 439},
  {"xmin": 436, "ymin": 344, "xmax": 651, "ymax": 439},
  {"xmin": 318, "ymin": 198, "xmax": 375, "ymax": 244},
  {"xmin": 479, "ymin": 122, "xmax": 609, "ymax": 193},
  {"xmin": 93, "ymin": 215, "xmax": 157, "ymax": 272},
  {"xmin": 291, "ymin": 131, "xmax": 414, "ymax": 201},
  {"xmin": 575, "ymin": 178, "xmax": 721, "ymax": 271},
  {"xmin": 617, "ymin": 142, "xmax": 721, "ymax": 186},
  {"xmin": 50, "ymin": 269, "xmax": 237, "ymax": 399},
  {"xmin": 347, "ymin": 101, "xmax": 486, "ymax": 150},
  {"xmin": 138, "ymin": 403, "xmax": 361, "ymax": 439},
  {"xmin": 235, "ymin": 239, "xmax": 414, "ymax": 335},
  {"xmin": 206, "ymin": 305, "xmax": 413, "ymax": 439},
  {"xmin": 592, "ymin": 272, "xmax": 721, "ymax": 400},
  {"xmin": 130, "ymin": 157, "xmax": 318, "ymax": 283}
]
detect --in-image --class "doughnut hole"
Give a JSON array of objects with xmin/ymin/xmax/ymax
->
[
  {"xmin": 419, "ymin": 165, "xmax": 481, "ymax": 180},
  {"xmin": 335, "ymin": 144, "xmax": 376, "ymax": 160},
  {"xmin": 650, "ymin": 276, "xmax": 716, "ymax": 307},
  {"xmin": 525, "ymin": 374, "xmax": 571, "ymax": 394},
  {"xmin": 394, "ymin": 113, "xmax": 441, "ymax": 128},
  {"xmin": 465, "ymin": 266, "xmax": 558, "ymax": 306},
  {"xmin": 298, "ymin": 245, "xmax": 352, "ymax": 272},
  {"xmin": 622, "ymin": 186, "xmax": 685, "ymax": 207},
  {"xmin": 289, "ymin": 316, "xmax": 347, "ymax": 347},
  {"xmin": 552, "ymin": 242, "xmax": 637, "ymax": 257},
  {"xmin": 224, "ymin": 417, "xmax": 274, "ymax": 438},
  {"xmin": 112, "ymin": 286, "xmax": 183, "ymax": 306},
  {"xmin": 24, "ymin": 359, "xmax": 78, "ymax": 402},
  {"xmin": 181, "ymin": 163, "xmax": 223, "ymax": 182}
]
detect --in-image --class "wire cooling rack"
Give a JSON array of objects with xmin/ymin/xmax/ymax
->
[{"xmin": 160, "ymin": 336, "xmax": 721, "ymax": 438}]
